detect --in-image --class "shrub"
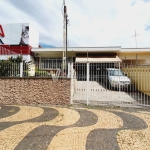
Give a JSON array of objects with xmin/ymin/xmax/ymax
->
[
  {"xmin": 8, "ymin": 56, "xmax": 23, "ymax": 63},
  {"xmin": 23, "ymin": 69, "xmax": 49, "ymax": 77},
  {"xmin": 0, "ymin": 60, "xmax": 20, "ymax": 77}
]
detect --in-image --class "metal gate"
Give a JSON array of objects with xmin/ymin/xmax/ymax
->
[{"xmin": 70, "ymin": 62, "xmax": 150, "ymax": 107}]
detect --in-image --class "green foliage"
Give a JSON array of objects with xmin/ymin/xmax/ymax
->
[
  {"xmin": 0, "ymin": 60, "xmax": 20, "ymax": 77},
  {"xmin": 8, "ymin": 56, "xmax": 23, "ymax": 63},
  {"xmin": 0, "ymin": 60, "xmax": 10, "ymax": 76},
  {"xmin": 0, "ymin": 57, "xmax": 50, "ymax": 77},
  {"xmin": 23, "ymin": 69, "xmax": 49, "ymax": 77},
  {"xmin": 0, "ymin": 56, "xmax": 23, "ymax": 77},
  {"xmin": 35, "ymin": 70, "xmax": 49, "ymax": 77}
]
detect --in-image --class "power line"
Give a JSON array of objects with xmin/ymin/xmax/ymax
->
[
  {"xmin": 48, "ymin": 28, "xmax": 62, "ymax": 39},
  {"xmin": 1, "ymin": 37, "xmax": 21, "ymax": 43},
  {"xmin": 0, "ymin": 27, "xmax": 63, "ymax": 45}
]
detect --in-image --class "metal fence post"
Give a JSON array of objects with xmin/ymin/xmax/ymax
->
[
  {"xmin": 20, "ymin": 62, "xmax": 23, "ymax": 77},
  {"xmin": 119, "ymin": 62, "xmax": 120, "ymax": 92},
  {"xmin": 118, "ymin": 62, "xmax": 120, "ymax": 103},
  {"xmin": 70, "ymin": 62, "xmax": 73, "ymax": 104},
  {"xmin": 87, "ymin": 62, "xmax": 89, "ymax": 105}
]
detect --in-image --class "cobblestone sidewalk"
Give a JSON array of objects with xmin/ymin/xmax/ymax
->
[{"xmin": 0, "ymin": 104, "xmax": 150, "ymax": 150}]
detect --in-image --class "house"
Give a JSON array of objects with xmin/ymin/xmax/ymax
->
[{"xmin": 32, "ymin": 46, "xmax": 150, "ymax": 65}]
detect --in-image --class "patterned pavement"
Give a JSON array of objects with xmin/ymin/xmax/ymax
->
[{"xmin": 0, "ymin": 104, "xmax": 150, "ymax": 150}]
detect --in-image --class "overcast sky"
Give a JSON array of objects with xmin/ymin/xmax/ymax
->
[{"xmin": 1, "ymin": 0, "xmax": 150, "ymax": 48}]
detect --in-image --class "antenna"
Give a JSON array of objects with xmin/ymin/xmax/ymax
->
[{"xmin": 131, "ymin": 30, "xmax": 140, "ymax": 48}]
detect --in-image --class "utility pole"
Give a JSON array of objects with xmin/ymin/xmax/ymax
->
[
  {"xmin": 131, "ymin": 30, "xmax": 140, "ymax": 48},
  {"xmin": 62, "ymin": 0, "xmax": 68, "ymax": 74}
]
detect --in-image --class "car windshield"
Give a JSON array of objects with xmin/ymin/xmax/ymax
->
[{"xmin": 108, "ymin": 70, "xmax": 124, "ymax": 76}]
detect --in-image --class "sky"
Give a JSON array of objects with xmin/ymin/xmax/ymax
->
[{"xmin": 0, "ymin": 0, "xmax": 150, "ymax": 48}]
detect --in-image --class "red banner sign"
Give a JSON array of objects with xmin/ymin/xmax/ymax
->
[{"xmin": 0, "ymin": 25, "xmax": 5, "ymax": 37}]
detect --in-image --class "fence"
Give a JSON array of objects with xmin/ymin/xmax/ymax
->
[
  {"xmin": 0, "ymin": 60, "xmax": 20, "ymax": 77},
  {"xmin": 71, "ymin": 62, "xmax": 150, "ymax": 107},
  {"xmin": 0, "ymin": 60, "xmax": 150, "ymax": 107},
  {"xmin": 121, "ymin": 64, "xmax": 150, "ymax": 96},
  {"xmin": 0, "ymin": 61, "xmax": 67, "ymax": 78}
]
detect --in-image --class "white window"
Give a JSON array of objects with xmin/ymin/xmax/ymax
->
[{"xmin": 40, "ymin": 58, "xmax": 62, "ymax": 69}]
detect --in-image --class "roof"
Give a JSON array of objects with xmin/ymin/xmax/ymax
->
[
  {"xmin": 121, "ymin": 48, "xmax": 150, "ymax": 53},
  {"xmin": 32, "ymin": 47, "xmax": 150, "ymax": 53},
  {"xmin": 32, "ymin": 47, "xmax": 121, "ymax": 53}
]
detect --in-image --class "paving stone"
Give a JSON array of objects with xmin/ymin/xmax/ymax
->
[{"xmin": 0, "ymin": 104, "xmax": 150, "ymax": 150}]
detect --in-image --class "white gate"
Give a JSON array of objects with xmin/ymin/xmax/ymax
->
[{"xmin": 70, "ymin": 62, "xmax": 150, "ymax": 107}]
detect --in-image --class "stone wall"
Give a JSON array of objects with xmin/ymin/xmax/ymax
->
[{"xmin": 0, "ymin": 78, "xmax": 70, "ymax": 105}]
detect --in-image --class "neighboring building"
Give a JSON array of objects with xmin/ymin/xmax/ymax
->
[
  {"xmin": 119, "ymin": 48, "xmax": 150, "ymax": 64},
  {"xmin": 0, "ymin": 45, "xmax": 34, "ymax": 61},
  {"xmin": 0, "ymin": 23, "xmax": 39, "ymax": 62}
]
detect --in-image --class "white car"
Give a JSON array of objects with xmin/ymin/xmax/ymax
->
[{"xmin": 106, "ymin": 68, "xmax": 131, "ymax": 88}]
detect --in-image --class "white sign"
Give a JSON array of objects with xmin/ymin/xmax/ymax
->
[
  {"xmin": 28, "ymin": 64, "xmax": 35, "ymax": 76},
  {"xmin": 0, "ymin": 23, "xmax": 29, "ymax": 45}
]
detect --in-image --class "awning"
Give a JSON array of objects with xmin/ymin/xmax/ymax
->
[{"xmin": 76, "ymin": 56, "xmax": 122, "ymax": 63}]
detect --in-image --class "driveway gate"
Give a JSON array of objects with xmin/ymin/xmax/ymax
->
[{"xmin": 70, "ymin": 62, "xmax": 150, "ymax": 107}]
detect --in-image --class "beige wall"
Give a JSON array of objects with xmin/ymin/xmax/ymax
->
[
  {"xmin": 122, "ymin": 66, "xmax": 150, "ymax": 96},
  {"xmin": 119, "ymin": 52, "xmax": 150, "ymax": 64},
  {"xmin": 0, "ymin": 78, "xmax": 70, "ymax": 105}
]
